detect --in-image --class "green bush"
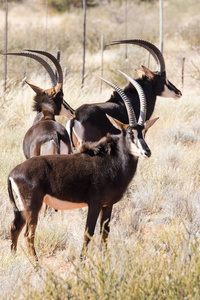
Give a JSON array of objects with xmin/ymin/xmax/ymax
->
[
  {"xmin": 0, "ymin": 0, "xmax": 22, "ymax": 7},
  {"xmin": 47, "ymin": 0, "xmax": 99, "ymax": 12}
]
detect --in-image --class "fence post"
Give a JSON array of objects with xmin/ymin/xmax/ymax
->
[
  {"xmin": 159, "ymin": 0, "xmax": 163, "ymax": 53},
  {"xmin": 124, "ymin": 0, "xmax": 128, "ymax": 62},
  {"xmin": 45, "ymin": 0, "xmax": 48, "ymax": 50},
  {"xmin": 4, "ymin": 0, "xmax": 8, "ymax": 94},
  {"xmin": 55, "ymin": 50, "xmax": 61, "ymax": 82},
  {"xmin": 182, "ymin": 57, "xmax": 185, "ymax": 91},
  {"xmin": 81, "ymin": 0, "xmax": 86, "ymax": 89},
  {"xmin": 100, "ymin": 33, "xmax": 104, "ymax": 93}
]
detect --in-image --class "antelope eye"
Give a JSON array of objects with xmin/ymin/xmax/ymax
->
[
  {"xmin": 128, "ymin": 129, "xmax": 133, "ymax": 140},
  {"xmin": 130, "ymin": 132, "xmax": 134, "ymax": 141},
  {"xmin": 130, "ymin": 129, "xmax": 137, "ymax": 142}
]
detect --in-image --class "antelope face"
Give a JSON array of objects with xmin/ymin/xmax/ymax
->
[
  {"xmin": 53, "ymin": 89, "xmax": 75, "ymax": 119},
  {"xmin": 128, "ymin": 126, "xmax": 151, "ymax": 159},
  {"xmin": 59, "ymin": 100, "xmax": 75, "ymax": 119},
  {"xmin": 128, "ymin": 117, "xmax": 159, "ymax": 158},
  {"xmin": 139, "ymin": 67, "xmax": 182, "ymax": 100},
  {"xmin": 161, "ymin": 78, "xmax": 182, "ymax": 99},
  {"xmin": 46, "ymin": 89, "xmax": 74, "ymax": 119}
]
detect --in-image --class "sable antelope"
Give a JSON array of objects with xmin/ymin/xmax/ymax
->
[
  {"xmin": 8, "ymin": 76, "xmax": 158, "ymax": 260},
  {"xmin": 22, "ymin": 80, "xmax": 72, "ymax": 215},
  {"xmin": 5, "ymin": 51, "xmax": 74, "ymax": 158},
  {"xmin": 68, "ymin": 39, "xmax": 181, "ymax": 148},
  {"xmin": 23, "ymin": 82, "xmax": 72, "ymax": 158},
  {"xmin": 5, "ymin": 50, "xmax": 75, "ymax": 125}
]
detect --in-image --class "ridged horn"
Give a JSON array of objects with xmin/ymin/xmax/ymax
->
[
  {"xmin": 4, "ymin": 52, "xmax": 57, "ymax": 86},
  {"xmin": 99, "ymin": 77, "xmax": 137, "ymax": 128},
  {"xmin": 106, "ymin": 39, "xmax": 166, "ymax": 76},
  {"xmin": 118, "ymin": 70, "xmax": 147, "ymax": 126},
  {"xmin": 24, "ymin": 50, "xmax": 63, "ymax": 84}
]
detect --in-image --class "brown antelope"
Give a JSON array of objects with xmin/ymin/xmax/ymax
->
[
  {"xmin": 6, "ymin": 51, "xmax": 74, "ymax": 214},
  {"xmin": 8, "ymin": 74, "xmax": 158, "ymax": 260},
  {"xmin": 5, "ymin": 51, "xmax": 75, "ymax": 158},
  {"xmin": 23, "ymin": 81, "xmax": 72, "ymax": 158},
  {"xmin": 22, "ymin": 81, "xmax": 72, "ymax": 215},
  {"xmin": 68, "ymin": 39, "xmax": 181, "ymax": 148},
  {"xmin": 5, "ymin": 50, "xmax": 75, "ymax": 125}
]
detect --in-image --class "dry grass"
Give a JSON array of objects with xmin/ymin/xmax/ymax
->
[{"xmin": 0, "ymin": 0, "xmax": 200, "ymax": 299}]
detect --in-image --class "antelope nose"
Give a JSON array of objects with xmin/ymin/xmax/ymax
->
[
  {"xmin": 145, "ymin": 149, "xmax": 151, "ymax": 157},
  {"xmin": 176, "ymin": 90, "xmax": 182, "ymax": 98}
]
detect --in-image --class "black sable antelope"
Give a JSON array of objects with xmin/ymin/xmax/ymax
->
[
  {"xmin": 5, "ymin": 51, "xmax": 74, "ymax": 158},
  {"xmin": 8, "ymin": 77, "xmax": 158, "ymax": 260},
  {"xmin": 68, "ymin": 39, "xmax": 182, "ymax": 148}
]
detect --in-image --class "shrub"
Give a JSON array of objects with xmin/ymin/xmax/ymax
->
[{"xmin": 47, "ymin": 0, "xmax": 99, "ymax": 12}]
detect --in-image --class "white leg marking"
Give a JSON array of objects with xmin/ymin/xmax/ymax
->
[
  {"xmin": 9, "ymin": 177, "xmax": 24, "ymax": 211},
  {"xmin": 41, "ymin": 140, "xmax": 56, "ymax": 155},
  {"xmin": 60, "ymin": 140, "xmax": 70, "ymax": 154},
  {"xmin": 66, "ymin": 119, "xmax": 71, "ymax": 137}
]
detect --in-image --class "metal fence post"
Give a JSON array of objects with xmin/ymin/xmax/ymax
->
[
  {"xmin": 4, "ymin": 0, "xmax": 8, "ymax": 94},
  {"xmin": 159, "ymin": 0, "xmax": 163, "ymax": 53},
  {"xmin": 82, "ymin": 0, "xmax": 86, "ymax": 89}
]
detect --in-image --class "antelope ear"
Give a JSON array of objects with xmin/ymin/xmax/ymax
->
[
  {"xmin": 25, "ymin": 81, "xmax": 45, "ymax": 94},
  {"xmin": 53, "ymin": 83, "xmax": 62, "ymax": 95},
  {"xmin": 135, "ymin": 69, "xmax": 146, "ymax": 77},
  {"xmin": 144, "ymin": 117, "xmax": 159, "ymax": 130},
  {"xmin": 106, "ymin": 114, "xmax": 128, "ymax": 130},
  {"xmin": 141, "ymin": 65, "xmax": 155, "ymax": 80}
]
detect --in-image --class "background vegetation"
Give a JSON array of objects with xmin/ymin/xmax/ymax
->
[{"xmin": 0, "ymin": 0, "xmax": 200, "ymax": 299}]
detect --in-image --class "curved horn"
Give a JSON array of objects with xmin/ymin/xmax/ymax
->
[
  {"xmin": 24, "ymin": 50, "xmax": 63, "ymax": 84},
  {"xmin": 99, "ymin": 77, "xmax": 137, "ymax": 127},
  {"xmin": 106, "ymin": 39, "xmax": 166, "ymax": 76},
  {"xmin": 118, "ymin": 70, "xmax": 147, "ymax": 126},
  {"xmin": 4, "ymin": 52, "xmax": 57, "ymax": 86}
]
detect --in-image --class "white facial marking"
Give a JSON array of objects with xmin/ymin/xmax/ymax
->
[
  {"xmin": 130, "ymin": 130, "xmax": 141, "ymax": 157},
  {"xmin": 130, "ymin": 130, "xmax": 149, "ymax": 158},
  {"xmin": 60, "ymin": 104, "xmax": 74, "ymax": 119},
  {"xmin": 161, "ymin": 79, "xmax": 180, "ymax": 99},
  {"xmin": 44, "ymin": 195, "xmax": 88, "ymax": 211},
  {"xmin": 9, "ymin": 177, "xmax": 24, "ymax": 211}
]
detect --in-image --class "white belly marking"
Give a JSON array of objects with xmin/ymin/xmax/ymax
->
[{"xmin": 44, "ymin": 195, "xmax": 88, "ymax": 211}]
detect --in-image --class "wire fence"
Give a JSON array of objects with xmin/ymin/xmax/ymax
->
[{"xmin": 2, "ymin": 0, "xmax": 191, "ymax": 95}]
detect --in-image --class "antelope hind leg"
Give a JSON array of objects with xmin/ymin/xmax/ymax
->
[
  {"xmin": 10, "ymin": 210, "xmax": 26, "ymax": 252},
  {"xmin": 41, "ymin": 140, "xmax": 57, "ymax": 155}
]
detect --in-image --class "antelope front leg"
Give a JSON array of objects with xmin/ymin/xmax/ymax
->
[
  {"xmin": 81, "ymin": 203, "xmax": 101, "ymax": 259},
  {"xmin": 100, "ymin": 205, "xmax": 113, "ymax": 246}
]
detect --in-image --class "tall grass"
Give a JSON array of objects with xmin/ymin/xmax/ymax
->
[{"xmin": 0, "ymin": 0, "xmax": 200, "ymax": 299}]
